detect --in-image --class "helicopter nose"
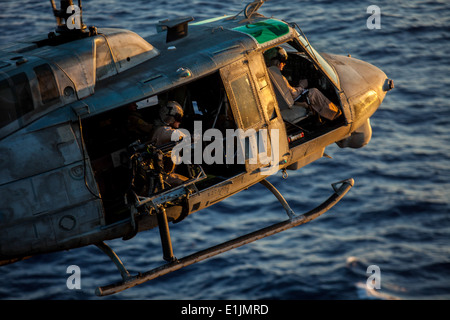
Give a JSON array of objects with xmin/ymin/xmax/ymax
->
[
  {"xmin": 325, "ymin": 54, "xmax": 393, "ymax": 126},
  {"xmin": 349, "ymin": 56, "xmax": 393, "ymax": 105},
  {"xmin": 353, "ymin": 61, "xmax": 392, "ymax": 128}
]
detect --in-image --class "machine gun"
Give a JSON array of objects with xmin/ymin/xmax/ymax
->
[{"xmin": 128, "ymin": 140, "xmax": 177, "ymax": 198}]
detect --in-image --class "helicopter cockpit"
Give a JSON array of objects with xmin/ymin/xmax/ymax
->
[{"xmin": 261, "ymin": 41, "xmax": 344, "ymax": 146}]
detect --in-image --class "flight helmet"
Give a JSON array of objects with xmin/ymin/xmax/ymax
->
[{"xmin": 160, "ymin": 101, "xmax": 184, "ymax": 125}]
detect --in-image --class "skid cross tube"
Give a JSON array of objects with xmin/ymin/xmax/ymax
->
[
  {"xmin": 259, "ymin": 179, "xmax": 295, "ymax": 218},
  {"xmin": 96, "ymin": 242, "xmax": 132, "ymax": 282},
  {"xmin": 95, "ymin": 178, "xmax": 354, "ymax": 296}
]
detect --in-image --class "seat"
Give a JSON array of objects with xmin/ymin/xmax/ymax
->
[{"xmin": 267, "ymin": 66, "xmax": 309, "ymax": 123}]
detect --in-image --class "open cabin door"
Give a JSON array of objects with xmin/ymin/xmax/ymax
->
[
  {"xmin": 246, "ymin": 52, "xmax": 289, "ymax": 171},
  {"xmin": 220, "ymin": 53, "xmax": 289, "ymax": 173}
]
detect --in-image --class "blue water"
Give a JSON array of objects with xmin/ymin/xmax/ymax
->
[{"xmin": 0, "ymin": 0, "xmax": 449, "ymax": 300}]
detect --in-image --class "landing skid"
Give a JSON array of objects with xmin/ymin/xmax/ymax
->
[{"xmin": 95, "ymin": 178, "xmax": 354, "ymax": 296}]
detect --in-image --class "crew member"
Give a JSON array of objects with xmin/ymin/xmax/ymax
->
[
  {"xmin": 151, "ymin": 101, "xmax": 189, "ymax": 188},
  {"xmin": 151, "ymin": 101, "xmax": 186, "ymax": 146},
  {"xmin": 267, "ymin": 47, "xmax": 341, "ymax": 121}
]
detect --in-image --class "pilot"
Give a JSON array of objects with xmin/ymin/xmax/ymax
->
[{"xmin": 268, "ymin": 47, "xmax": 341, "ymax": 121}]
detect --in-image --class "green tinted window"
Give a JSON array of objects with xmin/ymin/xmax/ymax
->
[{"xmin": 233, "ymin": 19, "xmax": 289, "ymax": 44}]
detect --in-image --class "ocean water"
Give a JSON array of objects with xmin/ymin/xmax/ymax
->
[{"xmin": 0, "ymin": 0, "xmax": 449, "ymax": 301}]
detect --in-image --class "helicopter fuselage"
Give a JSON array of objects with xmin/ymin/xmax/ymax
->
[{"xmin": 0, "ymin": 13, "xmax": 392, "ymax": 266}]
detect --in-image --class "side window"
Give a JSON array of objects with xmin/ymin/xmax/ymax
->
[
  {"xmin": 106, "ymin": 32, "xmax": 159, "ymax": 72},
  {"xmin": 229, "ymin": 74, "xmax": 262, "ymax": 128},
  {"xmin": 95, "ymin": 36, "xmax": 116, "ymax": 81},
  {"xmin": 248, "ymin": 54, "xmax": 277, "ymax": 121},
  {"xmin": 0, "ymin": 79, "xmax": 16, "ymax": 128},
  {"xmin": 12, "ymin": 73, "xmax": 34, "ymax": 116},
  {"xmin": 34, "ymin": 64, "xmax": 59, "ymax": 105},
  {"xmin": 0, "ymin": 73, "xmax": 34, "ymax": 129}
]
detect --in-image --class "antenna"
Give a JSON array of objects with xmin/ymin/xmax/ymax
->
[
  {"xmin": 157, "ymin": 16, "xmax": 194, "ymax": 43},
  {"xmin": 244, "ymin": 0, "xmax": 267, "ymax": 19}
]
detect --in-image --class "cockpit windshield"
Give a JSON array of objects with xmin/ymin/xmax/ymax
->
[{"xmin": 294, "ymin": 30, "xmax": 339, "ymax": 86}]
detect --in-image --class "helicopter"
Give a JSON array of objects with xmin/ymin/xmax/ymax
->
[{"xmin": 0, "ymin": 0, "xmax": 393, "ymax": 296}]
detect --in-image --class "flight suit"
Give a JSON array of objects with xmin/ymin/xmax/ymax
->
[
  {"xmin": 150, "ymin": 125, "xmax": 186, "ymax": 146},
  {"xmin": 150, "ymin": 123, "xmax": 188, "ymax": 188},
  {"xmin": 284, "ymin": 78, "xmax": 341, "ymax": 121},
  {"xmin": 305, "ymin": 88, "xmax": 341, "ymax": 121}
]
